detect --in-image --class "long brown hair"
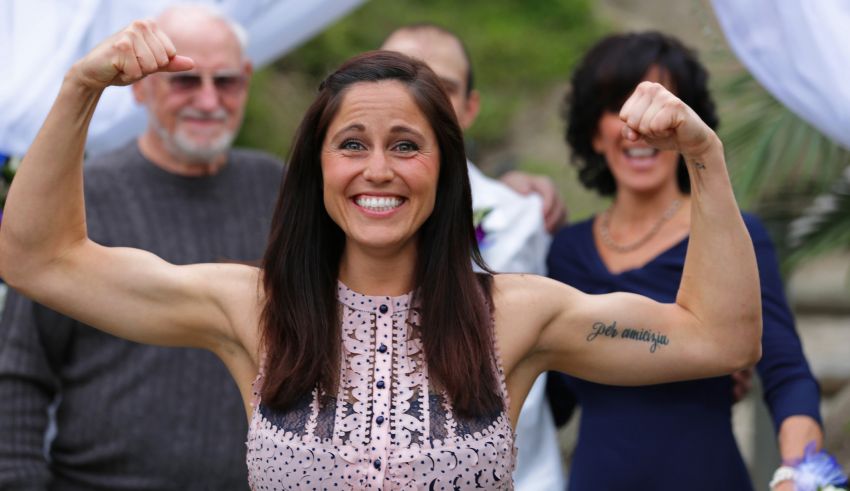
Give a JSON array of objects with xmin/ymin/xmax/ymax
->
[{"xmin": 260, "ymin": 50, "xmax": 501, "ymax": 417}]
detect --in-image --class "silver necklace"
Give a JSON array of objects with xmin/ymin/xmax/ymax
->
[{"xmin": 599, "ymin": 199, "xmax": 682, "ymax": 253}]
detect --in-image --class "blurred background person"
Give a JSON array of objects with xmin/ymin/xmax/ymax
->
[
  {"xmin": 545, "ymin": 31, "xmax": 823, "ymax": 491},
  {"xmin": 0, "ymin": 5, "xmax": 281, "ymax": 489}
]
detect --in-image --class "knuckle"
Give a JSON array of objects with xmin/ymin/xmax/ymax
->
[
  {"xmin": 113, "ymin": 39, "xmax": 132, "ymax": 52},
  {"xmin": 636, "ymin": 81, "xmax": 655, "ymax": 92},
  {"xmin": 664, "ymin": 99, "xmax": 684, "ymax": 112},
  {"xmin": 131, "ymin": 19, "xmax": 153, "ymax": 32}
]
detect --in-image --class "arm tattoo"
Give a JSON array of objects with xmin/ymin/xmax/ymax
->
[
  {"xmin": 587, "ymin": 321, "xmax": 670, "ymax": 353},
  {"xmin": 694, "ymin": 161, "xmax": 706, "ymax": 170}
]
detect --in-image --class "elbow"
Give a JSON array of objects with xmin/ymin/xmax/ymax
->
[
  {"xmin": 739, "ymin": 340, "xmax": 762, "ymax": 369},
  {"xmin": 0, "ymin": 233, "xmax": 17, "ymax": 286},
  {"xmin": 732, "ymin": 312, "xmax": 763, "ymax": 370},
  {"xmin": 0, "ymin": 241, "xmax": 28, "ymax": 291},
  {"xmin": 0, "ymin": 231, "xmax": 52, "ymax": 293}
]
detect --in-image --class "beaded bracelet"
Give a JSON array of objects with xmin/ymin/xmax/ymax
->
[{"xmin": 769, "ymin": 466, "xmax": 796, "ymax": 489}]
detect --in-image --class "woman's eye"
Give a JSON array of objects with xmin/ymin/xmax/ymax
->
[
  {"xmin": 341, "ymin": 140, "xmax": 365, "ymax": 151},
  {"xmin": 394, "ymin": 141, "xmax": 419, "ymax": 153}
]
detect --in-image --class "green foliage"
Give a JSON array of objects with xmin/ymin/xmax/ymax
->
[
  {"xmin": 236, "ymin": 0, "xmax": 604, "ymax": 159},
  {"xmin": 716, "ymin": 72, "xmax": 850, "ymax": 270},
  {"xmin": 719, "ymin": 73, "xmax": 850, "ymax": 209},
  {"xmin": 784, "ymin": 170, "xmax": 850, "ymax": 272},
  {"xmin": 0, "ymin": 160, "xmax": 16, "ymax": 209}
]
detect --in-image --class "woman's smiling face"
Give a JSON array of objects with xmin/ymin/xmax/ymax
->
[
  {"xmin": 593, "ymin": 65, "xmax": 681, "ymax": 196},
  {"xmin": 321, "ymin": 80, "xmax": 440, "ymax": 256}
]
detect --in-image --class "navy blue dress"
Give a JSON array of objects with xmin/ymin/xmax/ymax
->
[{"xmin": 546, "ymin": 213, "xmax": 821, "ymax": 490}]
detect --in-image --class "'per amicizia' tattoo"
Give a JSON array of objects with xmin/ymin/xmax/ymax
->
[{"xmin": 586, "ymin": 321, "xmax": 670, "ymax": 353}]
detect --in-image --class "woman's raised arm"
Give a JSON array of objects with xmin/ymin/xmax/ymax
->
[
  {"xmin": 499, "ymin": 82, "xmax": 761, "ymax": 387},
  {"xmin": 0, "ymin": 21, "xmax": 250, "ymax": 354}
]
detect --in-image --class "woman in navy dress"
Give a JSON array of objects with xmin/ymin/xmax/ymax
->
[{"xmin": 547, "ymin": 32, "xmax": 823, "ymax": 490}]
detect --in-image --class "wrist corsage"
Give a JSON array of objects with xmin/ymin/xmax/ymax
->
[{"xmin": 770, "ymin": 442, "xmax": 848, "ymax": 491}]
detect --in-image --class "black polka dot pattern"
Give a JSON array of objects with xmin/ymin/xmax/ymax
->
[{"xmin": 245, "ymin": 282, "xmax": 516, "ymax": 489}]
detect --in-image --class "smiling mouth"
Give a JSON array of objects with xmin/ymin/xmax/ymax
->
[
  {"xmin": 354, "ymin": 195, "xmax": 406, "ymax": 212},
  {"xmin": 624, "ymin": 147, "xmax": 659, "ymax": 158}
]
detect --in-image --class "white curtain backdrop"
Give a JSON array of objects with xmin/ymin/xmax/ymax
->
[
  {"xmin": 711, "ymin": 0, "xmax": 850, "ymax": 149},
  {"xmin": 0, "ymin": 0, "xmax": 364, "ymax": 156}
]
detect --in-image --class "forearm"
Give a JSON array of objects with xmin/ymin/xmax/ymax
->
[
  {"xmin": 778, "ymin": 415, "xmax": 823, "ymax": 461},
  {"xmin": 0, "ymin": 70, "xmax": 101, "ymax": 283},
  {"xmin": 676, "ymin": 138, "xmax": 761, "ymax": 365}
]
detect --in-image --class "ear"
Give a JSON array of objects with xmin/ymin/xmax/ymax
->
[
  {"xmin": 243, "ymin": 60, "xmax": 254, "ymax": 82},
  {"xmin": 458, "ymin": 89, "xmax": 481, "ymax": 130}
]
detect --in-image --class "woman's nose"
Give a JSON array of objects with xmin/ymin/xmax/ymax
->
[{"xmin": 362, "ymin": 151, "xmax": 394, "ymax": 182}]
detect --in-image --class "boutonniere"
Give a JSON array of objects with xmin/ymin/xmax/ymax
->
[{"xmin": 473, "ymin": 207, "xmax": 493, "ymax": 246}]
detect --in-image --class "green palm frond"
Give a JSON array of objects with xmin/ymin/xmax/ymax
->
[
  {"xmin": 716, "ymin": 71, "xmax": 850, "ymax": 270},
  {"xmin": 718, "ymin": 72, "xmax": 850, "ymax": 209},
  {"xmin": 785, "ymin": 168, "xmax": 850, "ymax": 272}
]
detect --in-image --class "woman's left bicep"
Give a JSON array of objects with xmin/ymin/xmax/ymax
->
[{"xmin": 536, "ymin": 287, "xmax": 741, "ymax": 386}]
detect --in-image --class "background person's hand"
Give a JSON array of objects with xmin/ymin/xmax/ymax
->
[
  {"xmin": 772, "ymin": 478, "xmax": 795, "ymax": 491},
  {"xmin": 731, "ymin": 368, "xmax": 754, "ymax": 403},
  {"xmin": 71, "ymin": 19, "xmax": 194, "ymax": 91},
  {"xmin": 619, "ymin": 81, "xmax": 717, "ymax": 158},
  {"xmin": 499, "ymin": 171, "xmax": 568, "ymax": 233}
]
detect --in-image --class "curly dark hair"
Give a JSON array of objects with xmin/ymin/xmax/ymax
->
[{"xmin": 564, "ymin": 31, "xmax": 718, "ymax": 196}]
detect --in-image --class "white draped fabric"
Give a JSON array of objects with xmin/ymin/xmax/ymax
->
[
  {"xmin": 710, "ymin": 0, "xmax": 850, "ymax": 149},
  {"xmin": 0, "ymin": 0, "xmax": 363, "ymax": 156}
]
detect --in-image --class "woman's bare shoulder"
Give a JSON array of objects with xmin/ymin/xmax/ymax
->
[{"xmin": 491, "ymin": 273, "xmax": 575, "ymax": 308}]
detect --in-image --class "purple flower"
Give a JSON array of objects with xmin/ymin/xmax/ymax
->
[
  {"xmin": 473, "ymin": 207, "xmax": 493, "ymax": 247},
  {"xmin": 475, "ymin": 223, "xmax": 486, "ymax": 244},
  {"xmin": 794, "ymin": 442, "xmax": 848, "ymax": 491}
]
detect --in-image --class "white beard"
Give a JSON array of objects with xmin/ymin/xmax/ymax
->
[{"xmin": 151, "ymin": 108, "xmax": 237, "ymax": 164}]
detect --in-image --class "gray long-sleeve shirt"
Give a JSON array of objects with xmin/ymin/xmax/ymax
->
[{"xmin": 0, "ymin": 142, "xmax": 283, "ymax": 490}]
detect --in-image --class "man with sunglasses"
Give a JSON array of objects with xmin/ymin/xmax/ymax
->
[{"xmin": 0, "ymin": 5, "xmax": 280, "ymax": 490}]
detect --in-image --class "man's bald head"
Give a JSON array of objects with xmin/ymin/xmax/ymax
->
[
  {"xmin": 133, "ymin": 4, "xmax": 252, "ymax": 175},
  {"xmin": 381, "ymin": 24, "xmax": 480, "ymax": 130},
  {"xmin": 156, "ymin": 4, "xmax": 247, "ymax": 53}
]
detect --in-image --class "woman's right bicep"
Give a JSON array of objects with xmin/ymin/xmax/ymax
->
[{"xmin": 14, "ymin": 240, "xmax": 250, "ymax": 350}]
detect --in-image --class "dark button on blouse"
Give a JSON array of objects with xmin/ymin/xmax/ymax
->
[
  {"xmin": 378, "ymin": 343, "xmax": 387, "ymax": 353},
  {"xmin": 376, "ymin": 380, "xmax": 385, "ymax": 389},
  {"xmin": 373, "ymin": 459, "xmax": 382, "ymax": 470},
  {"xmin": 379, "ymin": 304, "xmax": 389, "ymax": 314},
  {"xmin": 376, "ymin": 415, "xmax": 385, "ymax": 425}
]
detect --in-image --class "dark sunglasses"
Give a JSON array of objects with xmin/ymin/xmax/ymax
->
[{"xmin": 165, "ymin": 72, "xmax": 246, "ymax": 94}]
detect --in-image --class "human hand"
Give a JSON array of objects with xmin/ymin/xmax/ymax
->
[
  {"xmin": 70, "ymin": 19, "xmax": 194, "ymax": 91},
  {"xmin": 772, "ymin": 479, "xmax": 795, "ymax": 491},
  {"xmin": 499, "ymin": 171, "xmax": 567, "ymax": 233},
  {"xmin": 619, "ymin": 81, "xmax": 718, "ymax": 159},
  {"xmin": 731, "ymin": 368, "xmax": 753, "ymax": 403}
]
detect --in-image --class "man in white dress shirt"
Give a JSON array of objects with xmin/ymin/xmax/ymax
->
[{"xmin": 383, "ymin": 24, "xmax": 566, "ymax": 490}]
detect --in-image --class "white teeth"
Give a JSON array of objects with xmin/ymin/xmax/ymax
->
[
  {"xmin": 625, "ymin": 147, "xmax": 657, "ymax": 158},
  {"xmin": 355, "ymin": 196, "xmax": 403, "ymax": 211}
]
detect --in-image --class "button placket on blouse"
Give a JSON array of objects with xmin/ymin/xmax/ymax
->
[{"xmin": 367, "ymin": 299, "xmax": 394, "ymax": 483}]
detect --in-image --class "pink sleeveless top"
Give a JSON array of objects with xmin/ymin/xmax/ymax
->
[{"xmin": 246, "ymin": 283, "xmax": 516, "ymax": 490}]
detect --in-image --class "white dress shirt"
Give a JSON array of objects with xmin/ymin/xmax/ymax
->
[{"xmin": 468, "ymin": 162, "xmax": 566, "ymax": 490}]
